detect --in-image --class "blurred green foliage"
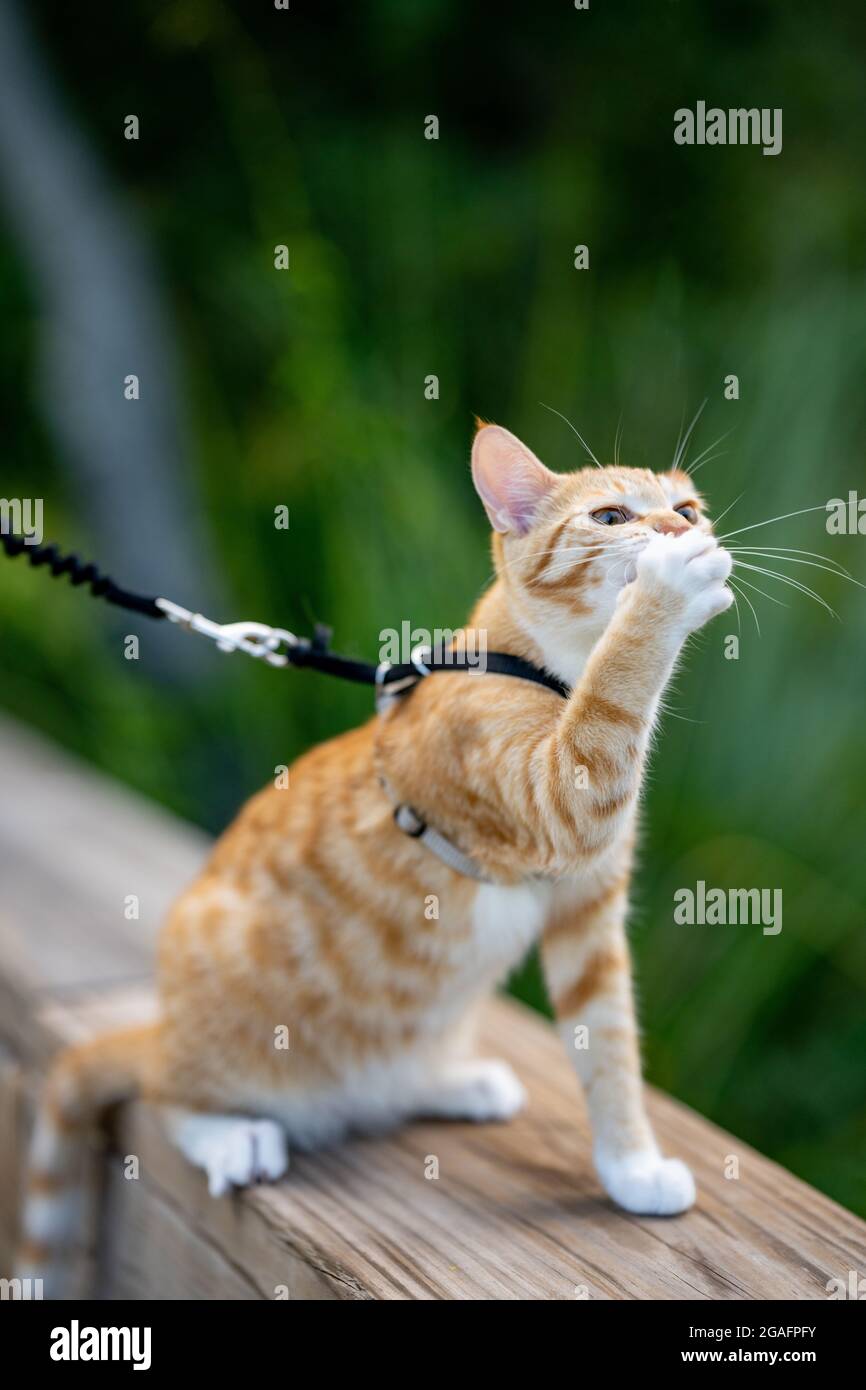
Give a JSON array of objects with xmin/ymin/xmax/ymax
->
[{"xmin": 1, "ymin": 2, "xmax": 864, "ymax": 1215}]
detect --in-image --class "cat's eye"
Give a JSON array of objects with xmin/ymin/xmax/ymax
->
[
  {"xmin": 591, "ymin": 506, "xmax": 630, "ymax": 526},
  {"xmin": 675, "ymin": 504, "xmax": 699, "ymax": 525}
]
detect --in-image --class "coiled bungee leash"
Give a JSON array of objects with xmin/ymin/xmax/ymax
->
[{"xmin": 2, "ymin": 530, "xmax": 570, "ymax": 880}]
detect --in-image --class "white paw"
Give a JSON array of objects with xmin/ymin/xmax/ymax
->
[
  {"xmin": 634, "ymin": 530, "xmax": 733, "ymax": 633},
  {"xmin": 432, "ymin": 1060, "xmax": 528, "ymax": 1122},
  {"xmin": 596, "ymin": 1148, "xmax": 696, "ymax": 1216},
  {"xmin": 202, "ymin": 1119, "xmax": 288, "ymax": 1199}
]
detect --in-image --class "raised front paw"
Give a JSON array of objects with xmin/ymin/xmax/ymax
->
[
  {"xmin": 633, "ymin": 529, "xmax": 733, "ymax": 634},
  {"xmin": 596, "ymin": 1147, "xmax": 696, "ymax": 1216}
]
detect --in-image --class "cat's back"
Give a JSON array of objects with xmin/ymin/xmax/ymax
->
[{"xmin": 205, "ymin": 717, "xmax": 382, "ymax": 875}]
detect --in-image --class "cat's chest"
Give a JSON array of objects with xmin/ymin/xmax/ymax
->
[
  {"xmin": 469, "ymin": 879, "xmax": 554, "ymax": 971},
  {"xmin": 466, "ymin": 862, "xmax": 623, "ymax": 975}
]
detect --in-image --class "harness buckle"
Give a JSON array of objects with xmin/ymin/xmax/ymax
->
[
  {"xmin": 394, "ymin": 803, "xmax": 426, "ymax": 837},
  {"xmin": 155, "ymin": 599, "xmax": 299, "ymax": 668},
  {"xmin": 374, "ymin": 659, "xmax": 422, "ymax": 713},
  {"xmin": 374, "ymin": 645, "xmax": 433, "ymax": 714},
  {"xmin": 410, "ymin": 644, "xmax": 432, "ymax": 677}
]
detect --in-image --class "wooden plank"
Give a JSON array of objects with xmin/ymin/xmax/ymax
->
[
  {"xmin": 28, "ymin": 985, "xmax": 866, "ymax": 1302},
  {"xmin": 0, "ymin": 1049, "xmax": 23, "ymax": 1278},
  {"xmin": 0, "ymin": 712, "xmax": 209, "ymax": 994},
  {"xmin": 97, "ymin": 1168, "xmax": 281, "ymax": 1302},
  {"xmin": 1, "ymin": 715, "xmax": 865, "ymax": 1300},
  {"xmin": 97, "ymin": 1129, "xmax": 340, "ymax": 1301}
]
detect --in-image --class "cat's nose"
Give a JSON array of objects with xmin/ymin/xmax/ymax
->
[{"xmin": 649, "ymin": 512, "xmax": 691, "ymax": 536}]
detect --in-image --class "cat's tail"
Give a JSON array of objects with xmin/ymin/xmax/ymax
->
[{"xmin": 15, "ymin": 1022, "xmax": 158, "ymax": 1298}]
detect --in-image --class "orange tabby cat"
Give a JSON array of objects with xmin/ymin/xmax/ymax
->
[{"xmin": 17, "ymin": 423, "xmax": 733, "ymax": 1294}]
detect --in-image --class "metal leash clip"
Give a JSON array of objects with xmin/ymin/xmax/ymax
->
[{"xmin": 155, "ymin": 598, "xmax": 298, "ymax": 668}]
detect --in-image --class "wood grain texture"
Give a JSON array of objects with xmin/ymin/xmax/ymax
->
[
  {"xmin": 0, "ymin": 713, "xmax": 208, "ymax": 993},
  {"xmin": 0, "ymin": 716, "xmax": 864, "ymax": 1300},
  {"xmin": 0, "ymin": 1049, "xmax": 23, "ymax": 1278}
]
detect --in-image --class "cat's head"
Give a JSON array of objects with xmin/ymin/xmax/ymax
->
[{"xmin": 472, "ymin": 421, "xmax": 715, "ymax": 633}]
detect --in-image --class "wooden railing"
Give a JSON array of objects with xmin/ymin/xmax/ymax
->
[{"xmin": 1, "ymin": 715, "xmax": 864, "ymax": 1299}]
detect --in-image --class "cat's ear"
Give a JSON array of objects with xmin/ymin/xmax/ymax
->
[{"xmin": 471, "ymin": 424, "xmax": 558, "ymax": 535}]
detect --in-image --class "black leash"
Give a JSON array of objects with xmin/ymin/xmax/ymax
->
[
  {"xmin": 1, "ymin": 531, "xmax": 163, "ymax": 617},
  {"xmin": 1, "ymin": 532, "xmax": 570, "ymax": 701}
]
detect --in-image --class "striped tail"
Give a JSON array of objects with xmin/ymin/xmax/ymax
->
[{"xmin": 15, "ymin": 1023, "xmax": 158, "ymax": 1298}]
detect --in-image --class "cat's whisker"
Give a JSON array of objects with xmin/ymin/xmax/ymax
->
[
  {"xmin": 671, "ymin": 399, "xmax": 707, "ymax": 472},
  {"xmin": 686, "ymin": 448, "xmax": 727, "ymax": 477},
  {"xmin": 726, "ymin": 546, "xmax": 859, "ymax": 582},
  {"xmin": 732, "ymin": 559, "xmax": 839, "ymax": 619},
  {"xmin": 727, "ymin": 576, "xmax": 761, "ymax": 636},
  {"xmin": 539, "ymin": 401, "xmax": 603, "ymax": 468},
  {"xmin": 685, "ymin": 426, "xmax": 735, "ymax": 477},
  {"xmin": 516, "ymin": 536, "xmax": 639, "ymax": 562},
  {"xmin": 613, "ymin": 415, "xmax": 624, "ymax": 468},
  {"xmin": 552, "ymin": 540, "xmax": 642, "ymax": 560},
  {"xmin": 526, "ymin": 561, "xmax": 623, "ymax": 590},
  {"xmin": 709, "ymin": 491, "xmax": 745, "ymax": 531},
  {"xmin": 501, "ymin": 537, "xmax": 638, "ymax": 578},
  {"xmin": 671, "ymin": 407, "xmax": 686, "ymax": 471},
  {"xmin": 527, "ymin": 564, "xmax": 629, "ymax": 593},
  {"xmin": 533, "ymin": 543, "xmax": 643, "ymax": 586},
  {"xmin": 733, "ymin": 573, "xmax": 789, "ymax": 611},
  {"xmin": 727, "ymin": 548, "xmax": 863, "ymax": 587},
  {"xmin": 716, "ymin": 504, "xmax": 829, "ymax": 543},
  {"xmin": 728, "ymin": 581, "xmax": 742, "ymax": 637}
]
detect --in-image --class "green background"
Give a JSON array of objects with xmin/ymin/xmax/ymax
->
[{"xmin": 1, "ymin": 2, "xmax": 864, "ymax": 1215}]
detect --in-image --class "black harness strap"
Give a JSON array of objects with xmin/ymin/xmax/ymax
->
[
  {"xmin": 376, "ymin": 650, "xmax": 570, "ymax": 700},
  {"xmin": 2, "ymin": 533, "xmax": 570, "ymax": 700},
  {"xmin": 282, "ymin": 623, "xmax": 570, "ymax": 699}
]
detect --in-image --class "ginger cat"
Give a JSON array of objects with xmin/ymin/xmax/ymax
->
[{"xmin": 18, "ymin": 423, "xmax": 733, "ymax": 1295}]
